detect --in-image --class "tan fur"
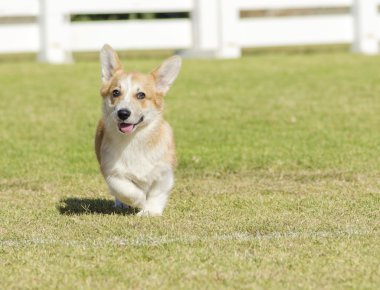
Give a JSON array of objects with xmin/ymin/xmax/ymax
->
[
  {"xmin": 95, "ymin": 119, "xmax": 104, "ymax": 164},
  {"xmin": 101, "ymin": 72, "xmax": 163, "ymax": 109},
  {"xmin": 146, "ymin": 120, "xmax": 177, "ymax": 168}
]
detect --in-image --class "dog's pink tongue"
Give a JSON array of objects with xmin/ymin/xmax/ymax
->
[{"xmin": 119, "ymin": 123, "xmax": 134, "ymax": 133}]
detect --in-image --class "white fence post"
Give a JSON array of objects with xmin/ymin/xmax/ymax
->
[
  {"xmin": 180, "ymin": 0, "xmax": 241, "ymax": 58},
  {"xmin": 180, "ymin": 0, "xmax": 219, "ymax": 58},
  {"xmin": 217, "ymin": 0, "xmax": 241, "ymax": 58},
  {"xmin": 352, "ymin": 0, "xmax": 379, "ymax": 55},
  {"xmin": 38, "ymin": 0, "xmax": 72, "ymax": 63}
]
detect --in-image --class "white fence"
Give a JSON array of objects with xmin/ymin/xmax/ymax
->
[{"xmin": 0, "ymin": 0, "xmax": 379, "ymax": 63}]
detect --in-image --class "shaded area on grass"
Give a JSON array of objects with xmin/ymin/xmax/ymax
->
[{"xmin": 57, "ymin": 198, "xmax": 138, "ymax": 216}]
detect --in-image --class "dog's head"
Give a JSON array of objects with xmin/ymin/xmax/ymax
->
[{"xmin": 99, "ymin": 44, "xmax": 181, "ymax": 135}]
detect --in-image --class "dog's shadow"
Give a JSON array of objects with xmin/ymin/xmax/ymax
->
[{"xmin": 57, "ymin": 197, "xmax": 138, "ymax": 215}]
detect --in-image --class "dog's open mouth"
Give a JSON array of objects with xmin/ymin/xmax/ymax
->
[{"xmin": 118, "ymin": 116, "xmax": 144, "ymax": 134}]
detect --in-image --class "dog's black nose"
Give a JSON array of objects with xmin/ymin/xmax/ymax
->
[{"xmin": 117, "ymin": 109, "xmax": 131, "ymax": 121}]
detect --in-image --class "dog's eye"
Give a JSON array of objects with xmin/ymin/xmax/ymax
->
[
  {"xmin": 136, "ymin": 92, "xmax": 146, "ymax": 100},
  {"xmin": 112, "ymin": 89, "xmax": 121, "ymax": 97}
]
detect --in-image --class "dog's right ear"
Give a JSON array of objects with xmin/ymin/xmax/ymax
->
[{"xmin": 100, "ymin": 44, "xmax": 122, "ymax": 83}]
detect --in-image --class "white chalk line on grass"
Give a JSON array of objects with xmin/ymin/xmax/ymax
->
[{"xmin": 1, "ymin": 229, "xmax": 378, "ymax": 248}]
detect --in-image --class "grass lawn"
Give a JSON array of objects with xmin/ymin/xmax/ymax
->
[{"xmin": 0, "ymin": 51, "xmax": 379, "ymax": 289}]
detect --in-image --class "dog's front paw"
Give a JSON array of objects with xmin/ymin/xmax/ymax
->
[
  {"xmin": 136, "ymin": 209, "xmax": 162, "ymax": 217},
  {"xmin": 114, "ymin": 199, "xmax": 129, "ymax": 210}
]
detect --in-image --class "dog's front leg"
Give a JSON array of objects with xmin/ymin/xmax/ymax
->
[
  {"xmin": 106, "ymin": 176, "xmax": 146, "ymax": 209},
  {"xmin": 138, "ymin": 170, "xmax": 174, "ymax": 216},
  {"xmin": 114, "ymin": 198, "xmax": 129, "ymax": 209}
]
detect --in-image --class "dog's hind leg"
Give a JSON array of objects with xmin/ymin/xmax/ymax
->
[{"xmin": 138, "ymin": 170, "xmax": 174, "ymax": 216}]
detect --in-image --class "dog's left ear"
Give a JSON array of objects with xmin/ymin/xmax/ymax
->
[{"xmin": 151, "ymin": 55, "xmax": 182, "ymax": 96}]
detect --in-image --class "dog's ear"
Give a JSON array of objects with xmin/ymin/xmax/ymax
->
[
  {"xmin": 151, "ymin": 55, "xmax": 182, "ymax": 96},
  {"xmin": 100, "ymin": 44, "xmax": 122, "ymax": 83}
]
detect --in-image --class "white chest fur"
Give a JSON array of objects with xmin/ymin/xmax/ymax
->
[
  {"xmin": 99, "ymin": 122, "xmax": 175, "ymax": 216},
  {"xmin": 100, "ymin": 120, "xmax": 173, "ymax": 191},
  {"xmin": 102, "ymin": 137, "xmax": 161, "ymax": 190}
]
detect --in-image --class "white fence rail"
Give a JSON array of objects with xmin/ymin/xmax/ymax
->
[
  {"xmin": 237, "ymin": 0, "xmax": 352, "ymax": 9},
  {"xmin": 0, "ymin": 0, "xmax": 379, "ymax": 62},
  {"xmin": 239, "ymin": 15, "xmax": 354, "ymax": 48}
]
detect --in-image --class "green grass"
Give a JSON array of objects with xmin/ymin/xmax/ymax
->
[{"xmin": 1, "ymin": 52, "xmax": 380, "ymax": 289}]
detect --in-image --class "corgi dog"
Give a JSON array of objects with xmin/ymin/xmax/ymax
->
[{"xmin": 95, "ymin": 44, "xmax": 181, "ymax": 216}]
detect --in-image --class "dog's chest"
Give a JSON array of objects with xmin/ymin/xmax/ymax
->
[{"xmin": 101, "ymin": 138, "xmax": 162, "ymax": 188}]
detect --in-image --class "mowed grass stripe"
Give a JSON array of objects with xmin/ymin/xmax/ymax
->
[{"xmin": 1, "ymin": 229, "xmax": 377, "ymax": 248}]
